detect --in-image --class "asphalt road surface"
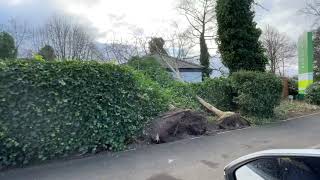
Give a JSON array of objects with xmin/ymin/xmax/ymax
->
[{"xmin": 1, "ymin": 113, "xmax": 320, "ymax": 180}]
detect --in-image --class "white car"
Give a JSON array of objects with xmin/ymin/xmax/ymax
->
[{"xmin": 224, "ymin": 150, "xmax": 320, "ymax": 180}]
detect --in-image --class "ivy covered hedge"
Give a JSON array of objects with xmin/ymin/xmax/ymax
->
[
  {"xmin": 196, "ymin": 78, "xmax": 236, "ymax": 111},
  {"xmin": 0, "ymin": 60, "xmax": 169, "ymax": 167},
  {"xmin": 306, "ymin": 82, "xmax": 320, "ymax": 105}
]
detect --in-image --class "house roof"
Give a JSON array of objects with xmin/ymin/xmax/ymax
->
[{"xmin": 147, "ymin": 54, "xmax": 204, "ymax": 70}]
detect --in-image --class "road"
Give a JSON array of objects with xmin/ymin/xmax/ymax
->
[{"xmin": 1, "ymin": 113, "xmax": 320, "ymax": 180}]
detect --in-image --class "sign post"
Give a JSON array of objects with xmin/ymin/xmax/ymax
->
[{"xmin": 298, "ymin": 32, "xmax": 314, "ymax": 96}]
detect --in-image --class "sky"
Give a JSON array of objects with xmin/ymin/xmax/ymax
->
[{"xmin": 0, "ymin": 0, "xmax": 317, "ymax": 76}]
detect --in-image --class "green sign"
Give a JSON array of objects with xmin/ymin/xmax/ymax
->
[{"xmin": 298, "ymin": 32, "xmax": 314, "ymax": 95}]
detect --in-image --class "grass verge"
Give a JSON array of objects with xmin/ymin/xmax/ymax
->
[{"xmin": 245, "ymin": 100, "xmax": 320, "ymax": 125}]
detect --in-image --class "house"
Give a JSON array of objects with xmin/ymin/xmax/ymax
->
[{"xmin": 147, "ymin": 54, "xmax": 204, "ymax": 83}]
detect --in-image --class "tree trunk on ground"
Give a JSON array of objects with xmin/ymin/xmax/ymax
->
[
  {"xmin": 155, "ymin": 47, "xmax": 250, "ymax": 131},
  {"xmin": 196, "ymin": 96, "xmax": 250, "ymax": 129}
]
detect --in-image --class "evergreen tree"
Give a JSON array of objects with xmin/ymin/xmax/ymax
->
[
  {"xmin": 216, "ymin": 0, "xmax": 267, "ymax": 73},
  {"xmin": 200, "ymin": 33, "xmax": 211, "ymax": 79},
  {"xmin": 0, "ymin": 32, "xmax": 17, "ymax": 59},
  {"xmin": 39, "ymin": 45, "xmax": 56, "ymax": 61},
  {"xmin": 148, "ymin": 37, "xmax": 168, "ymax": 55}
]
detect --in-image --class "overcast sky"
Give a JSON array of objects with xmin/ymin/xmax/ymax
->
[
  {"xmin": 0, "ymin": 0, "xmax": 316, "ymax": 39},
  {"xmin": 0, "ymin": 0, "xmax": 317, "ymax": 76}
]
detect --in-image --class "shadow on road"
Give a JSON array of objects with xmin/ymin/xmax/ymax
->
[{"xmin": 147, "ymin": 173, "xmax": 182, "ymax": 180}]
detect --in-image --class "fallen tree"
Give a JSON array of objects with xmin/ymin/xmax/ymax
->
[
  {"xmin": 145, "ymin": 95, "xmax": 250, "ymax": 143},
  {"xmin": 137, "ymin": 43, "xmax": 250, "ymax": 143},
  {"xmin": 159, "ymin": 53, "xmax": 250, "ymax": 130},
  {"xmin": 146, "ymin": 109, "xmax": 207, "ymax": 143},
  {"xmin": 196, "ymin": 96, "xmax": 250, "ymax": 129}
]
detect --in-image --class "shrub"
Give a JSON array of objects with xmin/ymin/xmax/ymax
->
[
  {"xmin": 288, "ymin": 77, "xmax": 299, "ymax": 97},
  {"xmin": 33, "ymin": 54, "xmax": 45, "ymax": 62},
  {"xmin": 231, "ymin": 71, "xmax": 283, "ymax": 117},
  {"xmin": 127, "ymin": 56, "xmax": 174, "ymax": 88},
  {"xmin": 168, "ymin": 82, "xmax": 201, "ymax": 110},
  {"xmin": 127, "ymin": 57, "xmax": 235, "ymax": 111},
  {"xmin": 39, "ymin": 45, "xmax": 56, "ymax": 61},
  {"xmin": 306, "ymin": 82, "xmax": 320, "ymax": 105},
  {"xmin": 196, "ymin": 78, "xmax": 236, "ymax": 111},
  {"xmin": 128, "ymin": 57, "xmax": 202, "ymax": 110},
  {"xmin": 0, "ymin": 32, "xmax": 17, "ymax": 59},
  {"xmin": 0, "ymin": 60, "xmax": 169, "ymax": 167}
]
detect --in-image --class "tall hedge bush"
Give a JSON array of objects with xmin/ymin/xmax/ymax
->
[
  {"xmin": 216, "ymin": 0, "xmax": 267, "ymax": 73},
  {"xmin": 196, "ymin": 78, "xmax": 236, "ymax": 111},
  {"xmin": 231, "ymin": 71, "xmax": 283, "ymax": 117},
  {"xmin": 0, "ymin": 60, "xmax": 169, "ymax": 167},
  {"xmin": 305, "ymin": 82, "xmax": 320, "ymax": 105}
]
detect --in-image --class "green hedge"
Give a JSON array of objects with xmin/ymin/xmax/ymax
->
[
  {"xmin": 127, "ymin": 57, "xmax": 201, "ymax": 110},
  {"xmin": 306, "ymin": 82, "xmax": 320, "ymax": 105},
  {"xmin": 167, "ymin": 82, "xmax": 201, "ymax": 110},
  {"xmin": 231, "ymin": 71, "xmax": 283, "ymax": 117},
  {"xmin": 288, "ymin": 77, "xmax": 299, "ymax": 97},
  {"xmin": 196, "ymin": 78, "xmax": 236, "ymax": 111},
  {"xmin": 127, "ymin": 57, "xmax": 174, "ymax": 88},
  {"xmin": 127, "ymin": 57, "xmax": 283, "ymax": 118},
  {"xmin": 0, "ymin": 60, "xmax": 169, "ymax": 167}
]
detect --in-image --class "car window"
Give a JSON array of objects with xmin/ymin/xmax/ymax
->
[{"xmin": 235, "ymin": 157, "xmax": 320, "ymax": 180}]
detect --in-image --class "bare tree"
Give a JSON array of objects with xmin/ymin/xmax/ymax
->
[
  {"xmin": 301, "ymin": 0, "xmax": 320, "ymax": 25},
  {"xmin": 5, "ymin": 18, "xmax": 30, "ymax": 50},
  {"xmin": 178, "ymin": 0, "xmax": 216, "ymax": 78},
  {"xmin": 30, "ymin": 27, "xmax": 48, "ymax": 53},
  {"xmin": 178, "ymin": 0, "xmax": 215, "ymax": 40},
  {"xmin": 302, "ymin": 0, "xmax": 320, "ymax": 17},
  {"xmin": 166, "ymin": 22, "xmax": 196, "ymax": 60},
  {"xmin": 0, "ymin": 15, "xmax": 103, "ymax": 60},
  {"xmin": 105, "ymin": 40, "xmax": 139, "ymax": 64},
  {"xmin": 261, "ymin": 25, "xmax": 296, "ymax": 76},
  {"xmin": 105, "ymin": 34, "xmax": 150, "ymax": 64},
  {"xmin": 1, "ymin": 18, "xmax": 31, "ymax": 57},
  {"xmin": 45, "ymin": 16, "xmax": 71, "ymax": 60},
  {"xmin": 40, "ymin": 15, "xmax": 102, "ymax": 61}
]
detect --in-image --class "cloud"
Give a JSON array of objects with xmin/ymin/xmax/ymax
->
[
  {"xmin": 0, "ymin": 0, "xmax": 315, "ymax": 76},
  {"xmin": 0, "ymin": 0, "xmax": 314, "ymax": 41},
  {"xmin": 257, "ymin": 0, "xmax": 316, "ymax": 41},
  {"xmin": 0, "ymin": 0, "xmax": 59, "ymax": 26},
  {"xmin": 52, "ymin": 0, "xmax": 185, "ymax": 41},
  {"xmin": 254, "ymin": 0, "xmax": 318, "ymax": 76}
]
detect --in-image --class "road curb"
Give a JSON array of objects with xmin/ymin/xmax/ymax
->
[
  {"xmin": 281, "ymin": 112, "xmax": 320, "ymax": 122},
  {"xmin": 216, "ymin": 112, "xmax": 320, "ymax": 135}
]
